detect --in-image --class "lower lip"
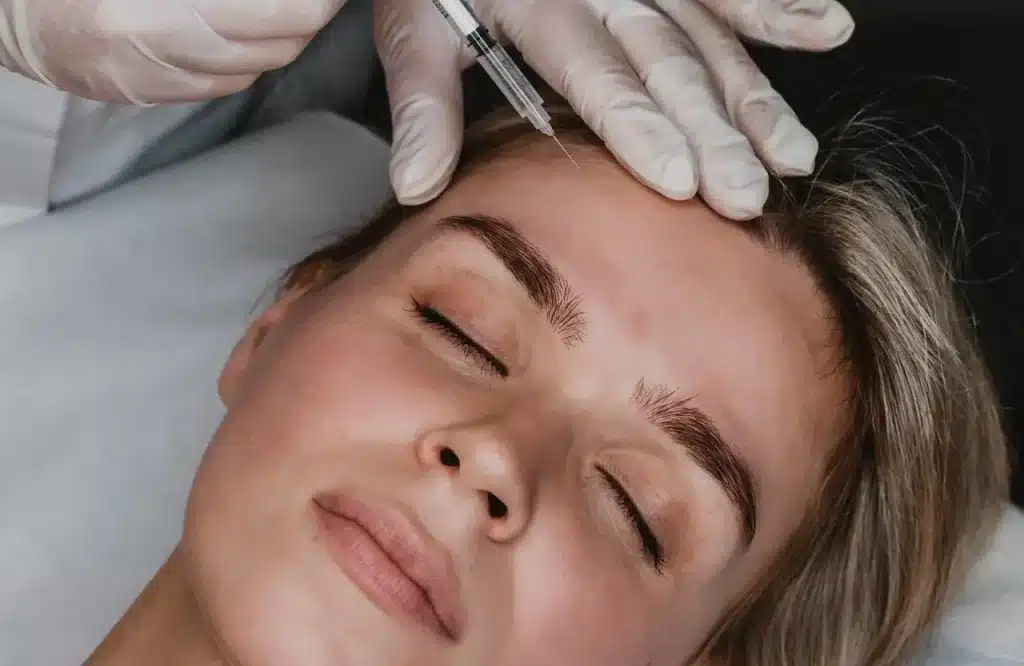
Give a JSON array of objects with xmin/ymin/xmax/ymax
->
[{"xmin": 313, "ymin": 501, "xmax": 450, "ymax": 639}]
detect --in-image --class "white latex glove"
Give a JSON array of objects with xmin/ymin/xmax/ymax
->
[
  {"xmin": 0, "ymin": 0, "xmax": 348, "ymax": 103},
  {"xmin": 375, "ymin": 0, "xmax": 854, "ymax": 220}
]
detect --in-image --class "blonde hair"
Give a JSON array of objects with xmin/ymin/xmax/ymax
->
[{"xmin": 284, "ymin": 103, "xmax": 1009, "ymax": 666}]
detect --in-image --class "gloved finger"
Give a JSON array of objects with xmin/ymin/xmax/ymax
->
[
  {"xmin": 776, "ymin": 0, "xmax": 831, "ymax": 12},
  {"xmin": 140, "ymin": 33, "xmax": 307, "ymax": 76},
  {"xmin": 692, "ymin": 0, "xmax": 854, "ymax": 51},
  {"xmin": 607, "ymin": 5, "xmax": 768, "ymax": 219},
  {"xmin": 195, "ymin": 0, "xmax": 349, "ymax": 40},
  {"xmin": 167, "ymin": 73, "xmax": 262, "ymax": 101},
  {"xmin": 499, "ymin": 1, "xmax": 697, "ymax": 200},
  {"xmin": 375, "ymin": 0, "xmax": 465, "ymax": 205},
  {"xmin": 654, "ymin": 0, "xmax": 817, "ymax": 176},
  {"xmin": 103, "ymin": 69, "xmax": 259, "ymax": 104}
]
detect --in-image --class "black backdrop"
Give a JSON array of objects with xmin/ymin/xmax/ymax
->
[
  {"xmin": 362, "ymin": 0, "xmax": 1024, "ymax": 506},
  {"xmin": 751, "ymin": 0, "xmax": 1024, "ymax": 506}
]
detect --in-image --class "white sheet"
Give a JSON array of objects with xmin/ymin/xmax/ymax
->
[
  {"xmin": 0, "ymin": 72, "xmax": 66, "ymax": 227},
  {"xmin": 913, "ymin": 508, "xmax": 1024, "ymax": 664},
  {"xmin": 48, "ymin": 98, "xmax": 205, "ymax": 208}
]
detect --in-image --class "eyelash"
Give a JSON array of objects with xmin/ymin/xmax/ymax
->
[
  {"xmin": 596, "ymin": 465, "xmax": 665, "ymax": 574},
  {"xmin": 410, "ymin": 298, "xmax": 509, "ymax": 378}
]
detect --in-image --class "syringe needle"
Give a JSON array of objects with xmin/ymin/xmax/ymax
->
[
  {"xmin": 551, "ymin": 133, "xmax": 579, "ymax": 169},
  {"xmin": 540, "ymin": 123, "xmax": 578, "ymax": 168}
]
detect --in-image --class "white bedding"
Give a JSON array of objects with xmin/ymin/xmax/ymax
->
[
  {"xmin": 0, "ymin": 72, "xmax": 66, "ymax": 226},
  {"xmin": 0, "ymin": 110, "xmax": 1020, "ymax": 666}
]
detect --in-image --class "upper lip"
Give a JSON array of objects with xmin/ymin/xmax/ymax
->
[{"xmin": 313, "ymin": 492, "xmax": 463, "ymax": 639}]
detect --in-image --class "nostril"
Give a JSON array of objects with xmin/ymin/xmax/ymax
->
[
  {"xmin": 486, "ymin": 492, "xmax": 508, "ymax": 520},
  {"xmin": 439, "ymin": 446, "xmax": 460, "ymax": 469}
]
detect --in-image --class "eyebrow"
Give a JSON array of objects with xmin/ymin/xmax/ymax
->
[
  {"xmin": 438, "ymin": 215, "xmax": 586, "ymax": 344},
  {"xmin": 438, "ymin": 214, "xmax": 757, "ymax": 544},
  {"xmin": 632, "ymin": 380, "xmax": 758, "ymax": 546}
]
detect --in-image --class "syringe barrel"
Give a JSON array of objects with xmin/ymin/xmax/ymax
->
[
  {"xmin": 431, "ymin": 0, "xmax": 553, "ymax": 134},
  {"xmin": 473, "ymin": 38, "xmax": 551, "ymax": 132}
]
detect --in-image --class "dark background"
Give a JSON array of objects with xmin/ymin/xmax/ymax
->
[
  {"xmin": 363, "ymin": 0, "xmax": 1024, "ymax": 506},
  {"xmin": 752, "ymin": 0, "xmax": 1024, "ymax": 506}
]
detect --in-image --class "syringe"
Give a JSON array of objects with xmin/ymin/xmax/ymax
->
[{"xmin": 430, "ymin": 0, "xmax": 578, "ymax": 166}]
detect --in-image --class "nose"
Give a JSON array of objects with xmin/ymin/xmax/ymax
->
[{"xmin": 416, "ymin": 427, "xmax": 532, "ymax": 542}]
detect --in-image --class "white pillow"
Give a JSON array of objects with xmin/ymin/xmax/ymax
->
[
  {"xmin": 913, "ymin": 506, "xmax": 1024, "ymax": 665},
  {"xmin": 0, "ymin": 109, "xmax": 1019, "ymax": 666},
  {"xmin": 0, "ymin": 72, "xmax": 66, "ymax": 226}
]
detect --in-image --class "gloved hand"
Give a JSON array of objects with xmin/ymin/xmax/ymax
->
[
  {"xmin": 375, "ymin": 0, "xmax": 854, "ymax": 220},
  {"xmin": 0, "ymin": 0, "xmax": 348, "ymax": 104}
]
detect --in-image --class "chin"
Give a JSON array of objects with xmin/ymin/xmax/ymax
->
[
  {"xmin": 178, "ymin": 523, "xmax": 442, "ymax": 666},
  {"xmin": 186, "ymin": 562, "xmax": 428, "ymax": 666}
]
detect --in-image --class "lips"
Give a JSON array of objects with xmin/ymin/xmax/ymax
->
[{"xmin": 313, "ymin": 492, "xmax": 462, "ymax": 641}]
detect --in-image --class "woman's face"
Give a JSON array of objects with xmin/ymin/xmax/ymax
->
[{"xmin": 182, "ymin": 140, "xmax": 849, "ymax": 666}]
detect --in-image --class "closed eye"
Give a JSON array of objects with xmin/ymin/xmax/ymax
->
[
  {"xmin": 410, "ymin": 297, "xmax": 509, "ymax": 377},
  {"xmin": 596, "ymin": 465, "xmax": 665, "ymax": 574}
]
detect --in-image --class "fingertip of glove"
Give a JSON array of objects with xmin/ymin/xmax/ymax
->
[
  {"xmin": 717, "ymin": 181, "xmax": 769, "ymax": 221},
  {"xmin": 391, "ymin": 153, "xmax": 457, "ymax": 206},
  {"xmin": 705, "ymin": 164, "xmax": 769, "ymax": 221},
  {"xmin": 650, "ymin": 155, "xmax": 699, "ymax": 201},
  {"xmin": 769, "ymin": 1, "xmax": 855, "ymax": 51},
  {"xmin": 393, "ymin": 177, "xmax": 448, "ymax": 206},
  {"xmin": 792, "ymin": 1, "xmax": 855, "ymax": 50},
  {"xmin": 818, "ymin": 2, "xmax": 855, "ymax": 48},
  {"xmin": 757, "ymin": 113, "xmax": 818, "ymax": 177}
]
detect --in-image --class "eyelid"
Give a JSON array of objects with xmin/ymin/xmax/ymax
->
[
  {"xmin": 411, "ymin": 279, "xmax": 529, "ymax": 370},
  {"xmin": 598, "ymin": 449, "xmax": 694, "ymax": 568},
  {"xmin": 592, "ymin": 461, "xmax": 666, "ymax": 574},
  {"xmin": 412, "ymin": 298, "xmax": 509, "ymax": 377},
  {"xmin": 602, "ymin": 447, "xmax": 747, "ymax": 576}
]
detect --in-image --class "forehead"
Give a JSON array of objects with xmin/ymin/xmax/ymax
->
[{"xmin": 406, "ymin": 142, "xmax": 849, "ymax": 537}]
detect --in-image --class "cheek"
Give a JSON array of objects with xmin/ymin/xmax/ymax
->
[
  {"xmin": 497, "ymin": 496, "xmax": 736, "ymax": 666},
  {"xmin": 502, "ymin": 512, "xmax": 660, "ymax": 665},
  {"xmin": 214, "ymin": 309, "xmax": 464, "ymax": 467}
]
